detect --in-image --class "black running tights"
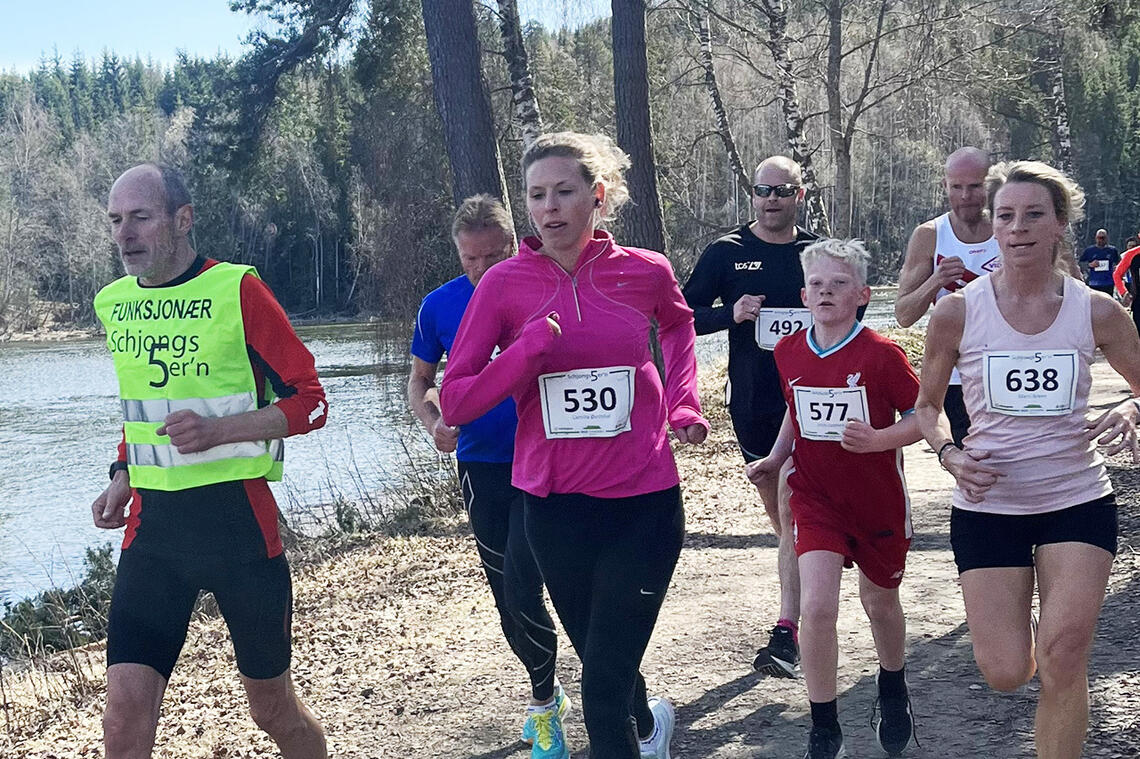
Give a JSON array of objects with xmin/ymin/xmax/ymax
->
[
  {"xmin": 525, "ymin": 485, "xmax": 684, "ymax": 759},
  {"xmin": 459, "ymin": 461, "xmax": 558, "ymax": 701}
]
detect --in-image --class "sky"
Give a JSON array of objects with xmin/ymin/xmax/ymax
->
[{"xmin": 1, "ymin": 0, "xmax": 610, "ymax": 75}]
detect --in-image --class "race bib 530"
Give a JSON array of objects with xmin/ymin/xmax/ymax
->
[{"xmin": 538, "ymin": 366, "xmax": 635, "ymax": 439}]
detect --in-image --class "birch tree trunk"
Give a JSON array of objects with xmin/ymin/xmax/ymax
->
[
  {"xmin": 696, "ymin": 10, "xmax": 751, "ymax": 196},
  {"xmin": 496, "ymin": 0, "xmax": 543, "ymax": 147},
  {"xmin": 612, "ymin": 0, "xmax": 667, "ymax": 252},
  {"xmin": 825, "ymin": 0, "xmax": 852, "ymax": 237},
  {"xmin": 1046, "ymin": 38, "xmax": 1074, "ymax": 176},
  {"xmin": 758, "ymin": 0, "xmax": 831, "ymax": 236},
  {"xmin": 422, "ymin": 0, "xmax": 511, "ymax": 209}
]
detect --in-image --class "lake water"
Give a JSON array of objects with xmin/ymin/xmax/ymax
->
[{"xmin": 0, "ymin": 289, "xmax": 902, "ymax": 602}]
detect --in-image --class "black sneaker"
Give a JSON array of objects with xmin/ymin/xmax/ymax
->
[
  {"xmin": 752, "ymin": 623, "xmax": 799, "ymax": 677},
  {"xmin": 871, "ymin": 678, "xmax": 914, "ymax": 756},
  {"xmin": 803, "ymin": 725, "xmax": 846, "ymax": 759}
]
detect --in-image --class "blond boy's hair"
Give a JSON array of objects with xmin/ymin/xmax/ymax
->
[{"xmin": 799, "ymin": 238, "xmax": 870, "ymax": 286}]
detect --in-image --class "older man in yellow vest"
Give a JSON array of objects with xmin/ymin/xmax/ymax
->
[{"xmin": 92, "ymin": 163, "xmax": 328, "ymax": 758}]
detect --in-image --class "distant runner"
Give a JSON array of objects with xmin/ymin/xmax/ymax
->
[{"xmin": 1078, "ymin": 229, "xmax": 1119, "ymax": 296}]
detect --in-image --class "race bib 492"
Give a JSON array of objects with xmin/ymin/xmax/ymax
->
[{"xmin": 755, "ymin": 307, "xmax": 813, "ymax": 351}]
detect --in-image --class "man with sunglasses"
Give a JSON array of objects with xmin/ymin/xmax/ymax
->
[
  {"xmin": 682, "ymin": 155, "xmax": 816, "ymax": 678},
  {"xmin": 894, "ymin": 147, "xmax": 1000, "ymax": 446}
]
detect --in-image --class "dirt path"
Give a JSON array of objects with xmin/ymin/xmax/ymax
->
[{"xmin": 4, "ymin": 362, "xmax": 1139, "ymax": 758}]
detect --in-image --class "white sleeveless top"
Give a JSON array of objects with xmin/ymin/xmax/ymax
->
[
  {"xmin": 955, "ymin": 275, "xmax": 1111, "ymax": 515},
  {"xmin": 934, "ymin": 212, "xmax": 1002, "ymax": 385}
]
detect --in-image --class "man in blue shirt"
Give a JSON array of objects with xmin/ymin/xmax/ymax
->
[
  {"xmin": 1079, "ymin": 229, "xmax": 1120, "ymax": 295},
  {"xmin": 407, "ymin": 195, "xmax": 568, "ymax": 758}
]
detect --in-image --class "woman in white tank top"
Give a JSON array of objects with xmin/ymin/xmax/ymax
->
[{"xmin": 915, "ymin": 160, "xmax": 1140, "ymax": 759}]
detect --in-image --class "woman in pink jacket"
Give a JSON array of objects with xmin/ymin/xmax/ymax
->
[{"xmin": 441, "ymin": 132, "xmax": 708, "ymax": 759}]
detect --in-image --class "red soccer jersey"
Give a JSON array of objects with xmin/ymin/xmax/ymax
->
[{"xmin": 775, "ymin": 324, "xmax": 919, "ymax": 517}]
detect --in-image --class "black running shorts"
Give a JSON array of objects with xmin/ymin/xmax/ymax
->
[
  {"xmin": 733, "ymin": 410, "xmax": 787, "ymax": 463},
  {"xmin": 107, "ymin": 548, "xmax": 293, "ymax": 680},
  {"xmin": 950, "ymin": 495, "xmax": 1117, "ymax": 574}
]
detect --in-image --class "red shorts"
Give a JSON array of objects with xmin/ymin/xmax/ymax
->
[{"xmin": 789, "ymin": 490, "xmax": 911, "ymax": 589}]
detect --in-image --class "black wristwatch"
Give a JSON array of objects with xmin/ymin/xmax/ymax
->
[{"xmin": 109, "ymin": 461, "xmax": 129, "ymax": 480}]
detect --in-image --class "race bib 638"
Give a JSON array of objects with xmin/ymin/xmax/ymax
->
[{"xmin": 982, "ymin": 350, "xmax": 1077, "ymax": 416}]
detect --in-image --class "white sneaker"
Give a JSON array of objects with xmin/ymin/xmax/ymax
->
[{"xmin": 638, "ymin": 697, "xmax": 676, "ymax": 759}]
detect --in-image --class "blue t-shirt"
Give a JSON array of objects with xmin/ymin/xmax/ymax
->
[
  {"xmin": 411, "ymin": 275, "xmax": 516, "ymax": 463},
  {"xmin": 1080, "ymin": 245, "xmax": 1119, "ymax": 287}
]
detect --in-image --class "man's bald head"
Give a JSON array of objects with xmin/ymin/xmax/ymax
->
[
  {"xmin": 944, "ymin": 148, "xmax": 990, "ymax": 225},
  {"xmin": 107, "ymin": 163, "xmax": 195, "ymax": 285},
  {"xmin": 753, "ymin": 155, "xmax": 803, "ymax": 186},
  {"xmin": 111, "ymin": 163, "xmax": 192, "ymax": 217},
  {"xmin": 945, "ymin": 147, "xmax": 990, "ymax": 175}
]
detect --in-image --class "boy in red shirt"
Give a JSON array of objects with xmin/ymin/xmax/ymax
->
[{"xmin": 747, "ymin": 238, "xmax": 922, "ymax": 759}]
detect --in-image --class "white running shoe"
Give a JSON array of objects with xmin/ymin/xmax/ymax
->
[{"xmin": 638, "ymin": 697, "xmax": 676, "ymax": 759}]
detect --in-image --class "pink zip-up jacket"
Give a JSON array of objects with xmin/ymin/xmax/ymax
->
[{"xmin": 440, "ymin": 231, "xmax": 708, "ymax": 498}]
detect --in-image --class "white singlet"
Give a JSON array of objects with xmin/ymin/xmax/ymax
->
[
  {"xmin": 956, "ymin": 275, "xmax": 1110, "ymax": 515},
  {"xmin": 934, "ymin": 212, "xmax": 1002, "ymax": 385}
]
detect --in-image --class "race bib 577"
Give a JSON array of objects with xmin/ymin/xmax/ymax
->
[{"xmin": 792, "ymin": 385, "xmax": 869, "ymax": 441}]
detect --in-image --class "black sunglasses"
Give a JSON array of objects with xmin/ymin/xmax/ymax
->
[{"xmin": 753, "ymin": 183, "xmax": 799, "ymax": 198}]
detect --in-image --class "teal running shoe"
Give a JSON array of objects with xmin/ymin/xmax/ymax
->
[{"xmin": 521, "ymin": 683, "xmax": 571, "ymax": 759}]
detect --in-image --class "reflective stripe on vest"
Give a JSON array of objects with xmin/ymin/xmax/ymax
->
[
  {"xmin": 126, "ymin": 438, "xmax": 284, "ymax": 468},
  {"xmin": 121, "ymin": 393, "xmax": 259, "ymax": 423},
  {"xmin": 94, "ymin": 262, "xmax": 284, "ymax": 491}
]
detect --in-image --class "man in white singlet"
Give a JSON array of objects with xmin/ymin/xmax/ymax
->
[{"xmin": 894, "ymin": 147, "xmax": 1000, "ymax": 445}]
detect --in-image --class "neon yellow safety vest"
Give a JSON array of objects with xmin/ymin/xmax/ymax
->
[{"xmin": 93, "ymin": 262, "xmax": 284, "ymax": 491}]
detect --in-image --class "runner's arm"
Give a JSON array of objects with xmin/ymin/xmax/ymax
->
[
  {"xmin": 656, "ymin": 261, "xmax": 709, "ymax": 434},
  {"xmin": 682, "ymin": 243, "xmax": 731, "ymax": 335},
  {"xmin": 1088, "ymin": 292, "xmax": 1140, "ymax": 457},
  {"xmin": 842, "ymin": 344, "xmax": 923, "ymax": 453},
  {"xmin": 915, "ymin": 294, "xmax": 1002, "ymax": 500},
  {"xmin": 894, "ymin": 224, "xmax": 941, "ymax": 327},
  {"xmin": 409, "ymin": 357, "xmax": 443, "ymax": 433},
  {"xmin": 915, "ymin": 295, "xmax": 963, "ymax": 453},
  {"xmin": 160, "ymin": 274, "xmax": 326, "ymax": 454},
  {"xmin": 1113, "ymin": 247, "xmax": 1139, "ymax": 297},
  {"xmin": 441, "ymin": 269, "xmax": 553, "ymax": 426},
  {"xmin": 745, "ymin": 410, "xmax": 794, "ymax": 488},
  {"xmin": 841, "ymin": 413, "xmax": 921, "ymax": 453},
  {"xmin": 92, "ymin": 437, "xmax": 132, "ymax": 528},
  {"xmin": 409, "ymin": 357, "xmax": 458, "ymax": 453},
  {"xmin": 241, "ymin": 274, "xmax": 327, "ymax": 437}
]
